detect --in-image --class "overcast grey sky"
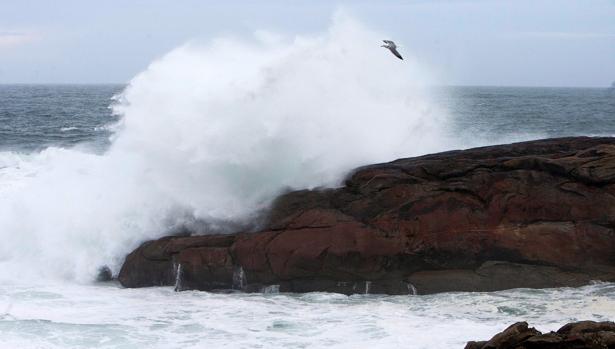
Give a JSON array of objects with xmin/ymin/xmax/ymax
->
[{"xmin": 1, "ymin": 0, "xmax": 613, "ymax": 86}]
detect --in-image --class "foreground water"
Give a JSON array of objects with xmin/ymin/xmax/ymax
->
[{"xmin": 1, "ymin": 282, "xmax": 615, "ymax": 348}]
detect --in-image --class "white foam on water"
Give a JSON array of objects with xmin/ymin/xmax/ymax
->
[
  {"xmin": 0, "ymin": 282, "xmax": 614, "ymax": 348},
  {"xmin": 60, "ymin": 127, "xmax": 79, "ymax": 132},
  {"xmin": 0, "ymin": 13, "xmax": 453, "ymax": 282}
]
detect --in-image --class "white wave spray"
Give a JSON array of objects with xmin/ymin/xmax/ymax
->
[{"xmin": 0, "ymin": 14, "xmax": 452, "ymax": 282}]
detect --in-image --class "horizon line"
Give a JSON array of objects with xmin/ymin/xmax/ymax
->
[{"xmin": 0, "ymin": 82, "xmax": 612, "ymax": 89}]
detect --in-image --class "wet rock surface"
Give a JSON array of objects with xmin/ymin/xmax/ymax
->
[
  {"xmin": 119, "ymin": 137, "xmax": 615, "ymax": 294},
  {"xmin": 465, "ymin": 321, "xmax": 615, "ymax": 349}
]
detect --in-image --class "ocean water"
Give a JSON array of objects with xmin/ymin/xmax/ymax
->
[
  {"xmin": 0, "ymin": 84, "xmax": 123, "ymax": 153},
  {"xmin": 1, "ymin": 282, "xmax": 615, "ymax": 348},
  {"xmin": 440, "ymin": 86, "xmax": 615, "ymax": 143},
  {"xmin": 2, "ymin": 16, "xmax": 615, "ymax": 348},
  {"xmin": 2, "ymin": 85, "xmax": 614, "ymax": 153}
]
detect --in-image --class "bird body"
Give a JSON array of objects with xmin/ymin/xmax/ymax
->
[{"xmin": 381, "ymin": 40, "xmax": 403, "ymax": 60}]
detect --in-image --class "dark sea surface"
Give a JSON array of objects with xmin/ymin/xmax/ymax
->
[
  {"xmin": 440, "ymin": 86, "xmax": 615, "ymax": 142},
  {"xmin": 0, "ymin": 84, "xmax": 124, "ymax": 152},
  {"xmin": 1, "ymin": 84, "xmax": 614, "ymax": 153}
]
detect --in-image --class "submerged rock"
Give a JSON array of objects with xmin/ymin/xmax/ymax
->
[
  {"xmin": 119, "ymin": 137, "xmax": 615, "ymax": 294},
  {"xmin": 465, "ymin": 320, "xmax": 615, "ymax": 348},
  {"xmin": 96, "ymin": 265, "xmax": 113, "ymax": 282}
]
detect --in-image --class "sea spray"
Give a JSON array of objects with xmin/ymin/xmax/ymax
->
[
  {"xmin": 174, "ymin": 263, "xmax": 183, "ymax": 292},
  {"xmin": 0, "ymin": 13, "xmax": 450, "ymax": 282},
  {"xmin": 233, "ymin": 266, "xmax": 247, "ymax": 291}
]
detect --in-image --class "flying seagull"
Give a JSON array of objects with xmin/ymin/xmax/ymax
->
[{"xmin": 381, "ymin": 40, "xmax": 403, "ymax": 60}]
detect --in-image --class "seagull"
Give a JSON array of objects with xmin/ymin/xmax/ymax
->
[{"xmin": 381, "ymin": 40, "xmax": 403, "ymax": 60}]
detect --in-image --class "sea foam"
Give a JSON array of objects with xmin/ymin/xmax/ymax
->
[{"xmin": 0, "ymin": 13, "xmax": 450, "ymax": 282}]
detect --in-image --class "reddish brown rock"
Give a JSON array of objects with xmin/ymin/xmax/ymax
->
[
  {"xmin": 118, "ymin": 137, "xmax": 615, "ymax": 294},
  {"xmin": 465, "ymin": 321, "xmax": 615, "ymax": 349}
]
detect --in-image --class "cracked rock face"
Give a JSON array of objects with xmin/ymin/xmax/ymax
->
[{"xmin": 118, "ymin": 137, "xmax": 615, "ymax": 295}]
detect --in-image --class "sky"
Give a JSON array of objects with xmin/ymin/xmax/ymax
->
[{"xmin": 0, "ymin": 0, "xmax": 614, "ymax": 87}]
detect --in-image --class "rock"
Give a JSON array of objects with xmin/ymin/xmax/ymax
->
[
  {"xmin": 466, "ymin": 320, "xmax": 615, "ymax": 348},
  {"xmin": 96, "ymin": 265, "xmax": 113, "ymax": 282},
  {"xmin": 557, "ymin": 321, "xmax": 615, "ymax": 335},
  {"xmin": 119, "ymin": 137, "xmax": 615, "ymax": 294},
  {"xmin": 481, "ymin": 322, "xmax": 541, "ymax": 348},
  {"xmin": 464, "ymin": 341, "xmax": 487, "ymax": 349}
]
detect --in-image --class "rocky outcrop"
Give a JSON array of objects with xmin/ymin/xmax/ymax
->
[
  {"xmin": 465, "ymin": 321, "xmax": 615, "ymax": 349},
  {"xmin": 119, "ymin": 137, "xmax": 615, "ymax": 294}
]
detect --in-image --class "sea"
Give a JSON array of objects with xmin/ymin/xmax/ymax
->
[
  {"xmin": 2, "ymin": 85, "xmax": 614, "ymax": 153},
  {"xmin": 0, "ymin": 84, "xmax": 614, "ymax": 348}
]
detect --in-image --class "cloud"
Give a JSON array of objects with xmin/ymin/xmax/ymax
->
[
  {"xmin": 513, "ymin": 31, "xmax": 615, "ymax": 40},
  {"xmin": 0, "ymin": 31, "xmax": 38, "ymax": 48}
]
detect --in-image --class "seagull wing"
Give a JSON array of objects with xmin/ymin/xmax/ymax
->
[
  {"xmin": 389, "ymin": 47, "xmax": 403, "ymax": 60},
  {"xmin": 383, "ymin": 40, "xmax": 395, "ymax": 46}
]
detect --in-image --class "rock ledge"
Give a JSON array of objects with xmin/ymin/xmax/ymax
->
[{"xmin": 119, "ymin": 137, "xmax": 615, "ymax": 294}]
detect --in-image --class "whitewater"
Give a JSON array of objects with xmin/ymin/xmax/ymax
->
[
  {"xmin": 0, "ymin": 14, "xmax": 452, "ymax": 282},
  {"xmin": 1, "ymin": 13, "xmax": 615, "ymax": 349}
]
